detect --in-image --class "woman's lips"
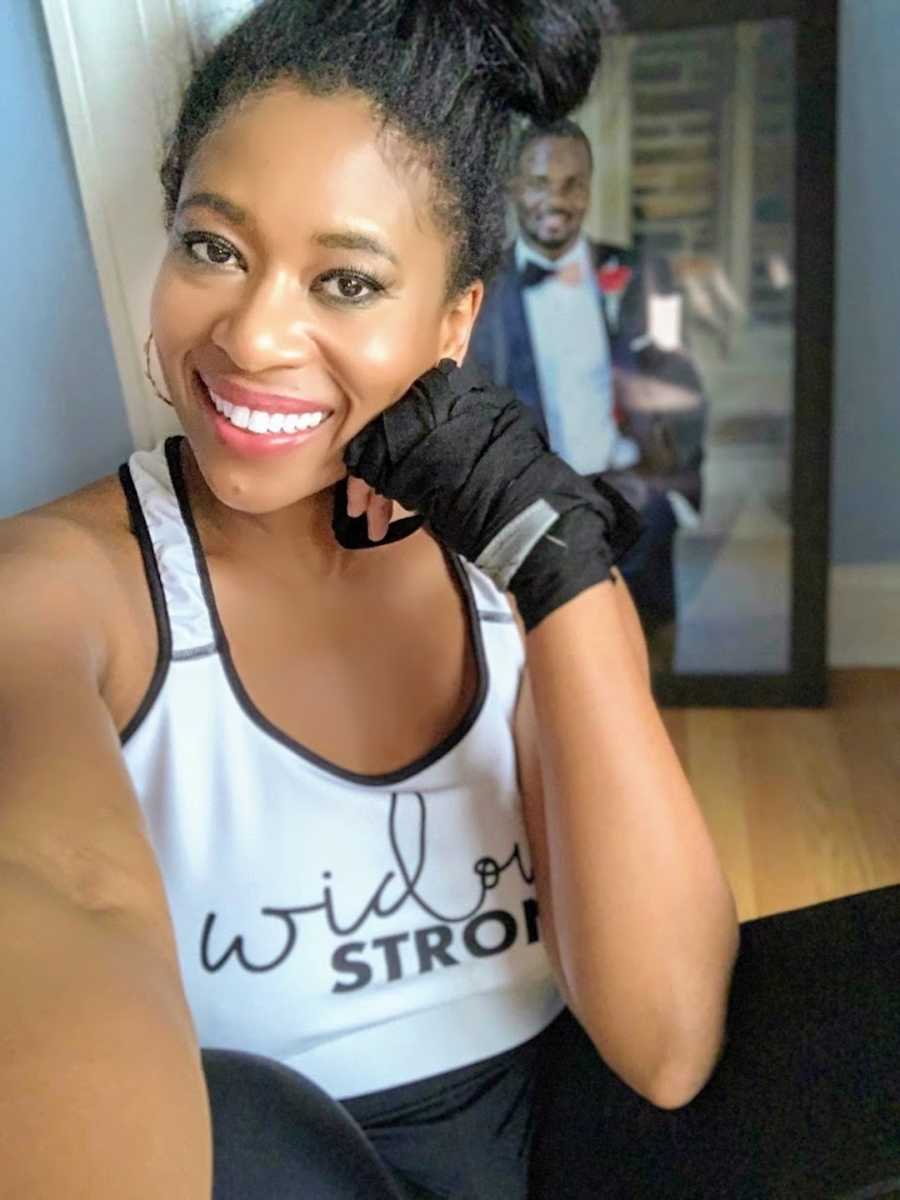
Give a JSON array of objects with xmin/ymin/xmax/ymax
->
[
  {"xmin": 197, "ymin": 371, "xmax": 335, "ymax": 416},
  {"xmin": 191, "ymin": 371, "xmax": 336, "ymax": 459}
]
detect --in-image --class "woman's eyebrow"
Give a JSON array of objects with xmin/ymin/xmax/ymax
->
[
  {"xmin": 176, "ymin": 191, "xmax": 248, "ymax": 226},
  {"xmin": 174, "ymin": 197, "xmax": 398, "ymax": 265},
  {"xmin": 315, "ymin": 230, "xmax": 398, "ymax": 266}
]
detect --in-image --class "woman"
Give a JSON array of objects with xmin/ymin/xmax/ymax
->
[{"xmin": 0, "ymin": 1, "xmax": 740, "ymax": 1196}]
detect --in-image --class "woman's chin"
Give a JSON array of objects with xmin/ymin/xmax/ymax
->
[{"xmin": 185, "ymin": 432, "xmax": 345, "ymax": 516}]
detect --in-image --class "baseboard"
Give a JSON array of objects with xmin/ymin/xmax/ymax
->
[{"xmin": 829, "ymin": 564, "xmax": 900, "ymax": 667}]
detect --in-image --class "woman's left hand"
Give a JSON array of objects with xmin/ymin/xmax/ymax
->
[
  {"xmin": 341, "ymin": 357, "xmax": 644, "ymax": 632},
  {"xmin": 345, "ymin": 476, "xmax": 414, "ymax": 544}
]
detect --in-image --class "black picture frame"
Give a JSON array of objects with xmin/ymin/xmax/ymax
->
[{"xmin": 618, "ymin": 0, "xmax": 838, "ymax": 708}]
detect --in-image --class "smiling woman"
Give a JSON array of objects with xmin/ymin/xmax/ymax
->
[
  {"xmin": 151, "ymin": 82, "xmax": 468, "ymax": 513},
  {"xmin": 0, "ymin": 1, "xmax": 741, "ymax": 1198}
]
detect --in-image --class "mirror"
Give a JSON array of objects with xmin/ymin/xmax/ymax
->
[
  {"xmin": 582, "ymin": 18, "xmax": 797, "ymax": 681},
  {"xmin": 474, "ymin": 2, "xmax": 835, "ymax": 706}
]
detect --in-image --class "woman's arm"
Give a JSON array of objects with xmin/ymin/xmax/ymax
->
[
  {"xmin": 0, "ymin": 518, "xmax": 212, "ymax": 1196},
  {"xmin": 343, "ymin": 359, "xmax": 738, "ymax": 1109},
  {"xmin": 514, "ymin": 569, "xmax": 740, "ymax": 1110}
]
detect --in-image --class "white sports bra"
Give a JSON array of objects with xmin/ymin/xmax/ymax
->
[{"xmin": 118, "ymin": 437, "xmax": 563, "ymax": 1098}]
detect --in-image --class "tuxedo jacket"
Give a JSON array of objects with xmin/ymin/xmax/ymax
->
[
  {"xmin": 469, "ymin": 241, "xmax": 649, "ymax": 443},
  {"xmin": 469, "ymin": 239, "xmax": 707, "ymax": 511}
]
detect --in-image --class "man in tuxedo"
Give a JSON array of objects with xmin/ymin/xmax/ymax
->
[{"xmin": 469, "ymin": 119, "xmax": 707, "ymax": 671}]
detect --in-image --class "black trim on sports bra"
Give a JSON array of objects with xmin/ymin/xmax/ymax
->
[
  {"xmin": 118, "ymin": 460, "xmax": 174, "ymax": 745},
  {"xmin": 164, "ymin": 435, "xmax": 491, "ymax": 788}
]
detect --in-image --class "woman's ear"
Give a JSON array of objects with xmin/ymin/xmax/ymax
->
[{"xmin": 438, "ymin": 280, "xmax": 484, "ymax": 365}]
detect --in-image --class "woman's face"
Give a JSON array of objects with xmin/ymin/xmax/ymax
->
[{"xmin": 151, "ymin": 83, "xmax": 482, "ymax": 514}]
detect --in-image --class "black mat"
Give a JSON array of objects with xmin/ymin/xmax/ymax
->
[{"xmin": 529, "ymin": 883, "xmax": 900, "ymax": 1198}]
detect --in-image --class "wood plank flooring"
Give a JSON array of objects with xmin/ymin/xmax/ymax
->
[{"xmin": 660, "ymin": 669, "xmax": 900, "ymax": 922}]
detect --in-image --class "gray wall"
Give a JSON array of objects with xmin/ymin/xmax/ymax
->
[
  {"xmin": 831, "ymin": 0, "xmax": 900, "ymax": 564},
  {"xmin": 3, "ymin": 0, "xmax": 898, "ymax": 564},
  {"xmin": 0, "ymin": 1, "xmax": 132, "ymax": 518}
]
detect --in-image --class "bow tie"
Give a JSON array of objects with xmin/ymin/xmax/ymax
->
[{"xmin": 520, "ymin": 259, "xmax": 584, "ymax": 289}]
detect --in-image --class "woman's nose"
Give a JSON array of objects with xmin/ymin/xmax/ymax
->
[{"xmin": 210, "ymin": 273, "xmax": 317, "ymax": 372}]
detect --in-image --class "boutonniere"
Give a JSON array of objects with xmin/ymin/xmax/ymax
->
[{"xmin": 596, "ymin": 260, "xmax": 633, "ymax": 295}]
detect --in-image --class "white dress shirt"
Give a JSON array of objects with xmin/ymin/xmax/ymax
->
[{"xmin": 515, "ymin": 236, "xmax": 639, "ymax": 475}]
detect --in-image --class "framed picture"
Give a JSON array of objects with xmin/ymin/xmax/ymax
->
[{"xmin": 567, "ymin": 0, "xmax": 837, "ymax": 706}]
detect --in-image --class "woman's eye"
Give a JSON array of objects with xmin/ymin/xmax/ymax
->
[
  {"xmin": 318, "ymin": 271, "xmax": 384, "ymax": 304},
  {"xmin": 181, "ymin": 235, "xmax": 241, "ymax": 268}
]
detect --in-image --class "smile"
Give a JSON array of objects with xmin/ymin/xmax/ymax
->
[
  {"xmin": 209, "ymin": 392, "xmax": 330, "ymax": 436},
  {"xmin": 191, "ymin": 370, "xmax": 336, "ymax": 459}
]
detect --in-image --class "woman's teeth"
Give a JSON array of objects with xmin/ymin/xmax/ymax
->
[{"xmin": 209, "ymin": 390, "xmax": 330, "ymax": 435}]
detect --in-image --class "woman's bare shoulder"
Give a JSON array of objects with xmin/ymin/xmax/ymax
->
[
  {"xmin": 0, "ymin": 472, "xmax": 133, "ymax": 566},
  {"xmin": 1, "ymin": 472, "xmax": 159, "ymax": 734},
  {"xmin": 0, "ymin": 472, "xmax": 146, "ymax": 647}
]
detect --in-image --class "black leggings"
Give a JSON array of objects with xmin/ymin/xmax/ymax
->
[
  {"xmin": 202, "ymin": 888, "xmax": 900, "ymax": 1198},
  {"xmin": 202, "ymin": 1021, "xmax": 544, "ymax": 1200},
  {"xmin": 202, "ymin": 1003, "xmax": 899, "ymax": 1200}
]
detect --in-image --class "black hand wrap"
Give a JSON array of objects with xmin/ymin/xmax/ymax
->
[{"xmin": 342, "ymin": 358, "xmax": 644, "ymax": 631}]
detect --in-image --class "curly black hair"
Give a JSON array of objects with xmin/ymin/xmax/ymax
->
[{"xmin": 160, "ymin": 0, "xmax": 613, "ymax": 296}]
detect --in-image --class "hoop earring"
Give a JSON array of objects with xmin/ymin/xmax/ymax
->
[{"xmin": 144, "ymin": 332, "xmax": 173, "ymax": 407}]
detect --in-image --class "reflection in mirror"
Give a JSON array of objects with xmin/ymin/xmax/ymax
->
[{"xmin": 549, "ymin": 20, "xmax": 796, "ymax": 676}]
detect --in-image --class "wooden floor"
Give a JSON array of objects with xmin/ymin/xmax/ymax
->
[{"xmin": 659, "ymin": 668, "xmax": 900, "ymax": 924}]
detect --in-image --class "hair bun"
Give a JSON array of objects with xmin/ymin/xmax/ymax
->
[{"xmin": 457, "ymin": 0, "xmax": 615, "ymax": 123}]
